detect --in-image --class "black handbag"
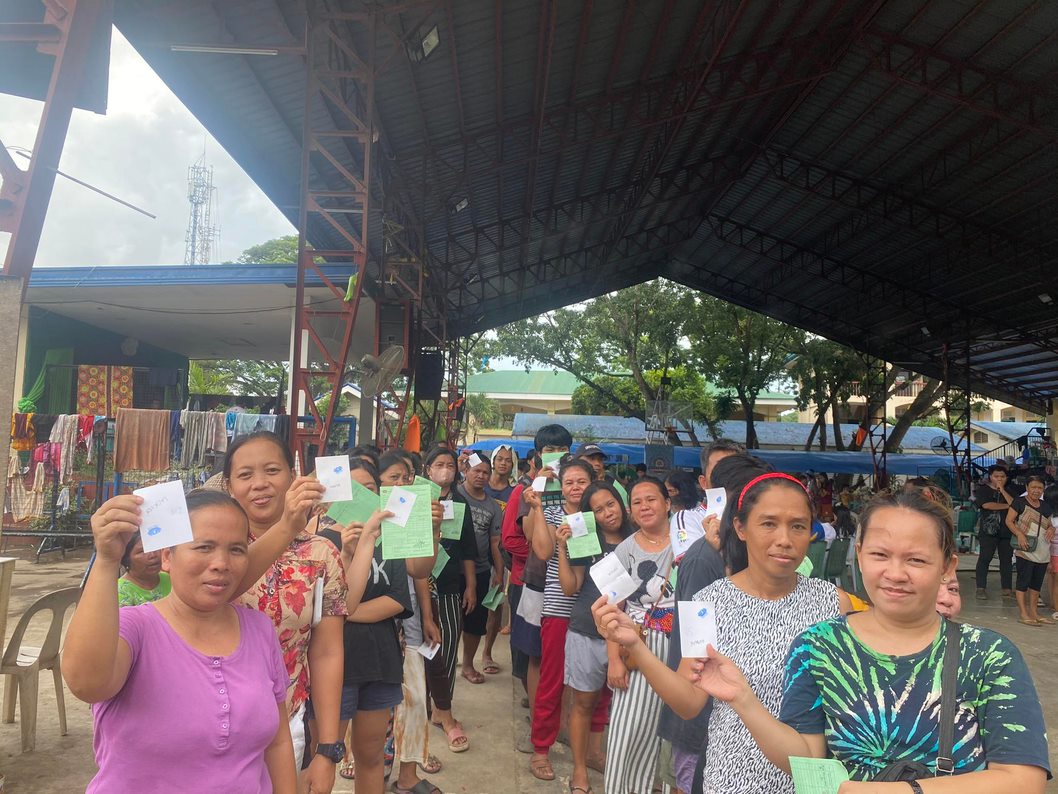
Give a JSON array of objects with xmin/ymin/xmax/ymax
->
[{"xmin": 874, "ymin": 619, "xmax": 960, "ymax": 781}]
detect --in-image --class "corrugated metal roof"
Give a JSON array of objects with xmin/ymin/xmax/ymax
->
[
  {"xmin": 511, "ymin": 413, "xmax": 984, "ymax": 451},
  {"xmin": 111, "ymin": 0, "xmax": 1058, "ymax": 414}
]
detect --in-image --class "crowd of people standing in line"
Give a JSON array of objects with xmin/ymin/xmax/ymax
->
[{"xmin": 64, "ymin": 422, "xmax": 1052, "ymax": 793}]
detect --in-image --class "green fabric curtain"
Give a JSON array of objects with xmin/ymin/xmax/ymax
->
[{"xmin": 19, "ymin": 348, "xmax": 73, "ymax": 413}]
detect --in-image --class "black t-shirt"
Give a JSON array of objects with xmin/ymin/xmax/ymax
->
[
  {"xmin": 656, "ymin": 535, "xmax": 726, "ymax": 751},
  {"xmin": 568, "ymin": 541, "xmax": 620, "ymax": 638},
  {"xmin": 434, "ymin": 488, "xmax": 479, "ymax": 595},
  {"xmin": 319, "ymin": 528, "xmax": 413, "ymax": 686},
  {"xmin": 974, "ymin": 485, "xmax": 1013, "ymax": 538}
]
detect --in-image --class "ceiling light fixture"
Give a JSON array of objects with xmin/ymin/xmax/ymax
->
[
  {"xmin": 408, "ymin": 25, "xmax": 440, "ymax": 63},
  {"xmin": 171, "ymin": 44, "xmax": 280, "ymax": 56},
  {"xmin": 1039, "ymin": 293, "xmax": 1052, "ymax": 304}
]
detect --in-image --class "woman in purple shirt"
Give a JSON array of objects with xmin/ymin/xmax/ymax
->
[{"xmin": 65, "ymin": 489, "xmax": 299, "ymax": 793}]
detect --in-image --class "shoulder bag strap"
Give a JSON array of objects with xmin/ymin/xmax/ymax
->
[{"xmin": 936, "ymin": 619, "xmax": 960, "ymax": 775}]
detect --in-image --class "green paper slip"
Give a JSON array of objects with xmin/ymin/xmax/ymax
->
[
  {"xmin": 326, "ymin": 479, "xmax": 380, "ymax": 526},
  {"xmin": 795, "ymin": 556, "xmax": 814, "ymax": 577},
  {"xmin": 565, "ymin": 512, "xmax": 601, "ymax": 559},
  {"xmin": 541, "ymin": 452, "xmax": 564, "ymax": 469},
  {"xmin": 613, "ymin": 479, "xmax": 629, "ymax": 506},
  {"xmin": 566, "ymin": 530, "xmax": 601, "ymax": 559},
  {"xmin": 428, "ymin": 479, "xmax": 442, "ymax": 501},
  {"xmin": 440, "ymin": 501, "xmax": 466, "ymax": 540},
  {"xmin": 482, "ymin": 583, "xmax": 504, "ymax": 610},
  {"xmin": 430, "ymin": 545, "xmax": 450, "ymax": 579},
  {"xmin": 789, "ymin": 757, "xmax": 849, "ymax": 794},
  {"xmin": 380, "ymin": 482, "xmax": 435, "ymax": 561}
]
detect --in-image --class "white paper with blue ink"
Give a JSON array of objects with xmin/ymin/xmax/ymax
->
[
  {"xmin": 133, "ymin": 480, "xmax": 194, "ymax": 553},
  {"xmin": 589, "ymin": 554, "xmax": 639, "ymax": 604},
  {"xmin": 316, "ymin": 455, "xmax": 354, "ymax": 503},
  {"xmin": 678, "ymin": 599, "xmax": 718, "ymax": 658},
  {"xmin": 703, "ymin": 488, "xmax": 727, "ymax": 518},
  {"xmin": 384, "ymin": 486, "xmax": 417, "ymax": 527}
]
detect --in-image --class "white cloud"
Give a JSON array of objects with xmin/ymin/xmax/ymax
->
[{"xmin": 0, "ymin": 28, "xmax": 294, "ymax": 267}]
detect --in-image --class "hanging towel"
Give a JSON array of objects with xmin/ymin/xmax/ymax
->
[
  {"xmin": 55, "ymin": 486, "xmax": 71, "ymax": 513},
  {"xmin": 6, "ymin": 449, "xmax": 36, "ymax": 522},
  {"xmin": 49, "ymin": 414, "xmax": 79, "ymax": 484},
  {"xmin": 114, "ymin": 408, "xmax": 171, "ymax": 473},
  {"xmin": 11, "ymin": 461, "xmax": 45, "ymax": 522},
  {"xmin": 11, "ymin": 413, "xmax": 35, "ymax": 452},
  {"xmin": 233, "ymin": 413, "xmax": 277, "ymax": 439},
  {"xmin": 206, "ymin": 412, "xmax": 228, "ymax": 454}
]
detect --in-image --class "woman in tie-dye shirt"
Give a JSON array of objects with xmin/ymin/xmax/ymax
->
[{"xmin": 693, "ymin": 489, "xmax": 1050, "ymax": 792}]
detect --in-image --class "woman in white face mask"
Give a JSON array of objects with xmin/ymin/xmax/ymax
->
[{"xmin": 422, "ymin": 446, "xmax": 478, "ymax": 753}]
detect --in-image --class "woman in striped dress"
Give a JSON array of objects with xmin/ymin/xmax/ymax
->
[{"xmin": 604, "ymin": 477, "xmax": 675, "ymax": 794}]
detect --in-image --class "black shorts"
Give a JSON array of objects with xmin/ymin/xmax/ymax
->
[
  {"xmin": 508, "ymin": 583, "xmax": 529, "ymax": 681},
  {"xmin": 1015, "ymin": 556, "xmax": 1048, "ymax": 592},
  {"xmin": 462, "ymin": 569, "xmax": 492, "ymax": 636}
]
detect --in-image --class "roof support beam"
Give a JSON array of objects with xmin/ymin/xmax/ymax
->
[{"xmin": 860, "ymin": 28, "xmax": 1058, "ymax": 143}]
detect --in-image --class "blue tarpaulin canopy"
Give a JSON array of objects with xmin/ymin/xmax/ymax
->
[{"xmin": 464, "ymin": 440, "xmax": 955, "ymax": 477}]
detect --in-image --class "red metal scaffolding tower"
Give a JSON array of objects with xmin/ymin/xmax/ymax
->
[{"xmin": 290, "ymin": 1, "xmax": 450, "ymax": 466}]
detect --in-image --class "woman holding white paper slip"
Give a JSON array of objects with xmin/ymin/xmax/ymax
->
[
  {"xmin": 316, "ymin": 458, "xmax": 415, "ymax": 794},
  {"xmin": 66, "ymin": 489, "xmax": 298, "ymax": 793},
  {"xmin": 689, "ymin": 489, "xmax": 1051, "ymax": 792},
  {"xmin": 556, "ymin": 480, "xmax": 636, "ymax": 794},
  {"xmin": 223, "ymin": 431, "xmax": 349, "ymax": 793},
  {"xmin": 527, "ymin": 459, "xmax": 606, "ymax": 781},
  {"xmin": 597, "ymin": 476, "xmax": 676, "ymax": 794},
  {"xmin": 593, "ymin": 472, "xmax": 849, "ymax": 794}
]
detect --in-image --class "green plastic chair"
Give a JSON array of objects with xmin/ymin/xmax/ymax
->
[
  {"xmin": 805, "ymin": 541, "xmax": 827, "ymax": 579},
  {"xmin": 823, "ymin": 537, "xmax": 852, "ymax": 584}
]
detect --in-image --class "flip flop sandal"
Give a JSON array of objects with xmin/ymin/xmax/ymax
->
[
  {"xmin": 391, "ymin": 780, "xmax": 443, "ymax": 794},
  {"xmin": 1037, "ymin": 616, "xmax": 1055, "ymax": 624},
  {"xmin": 339, "ymin": 760, "xmax": 356, "ymax": 780},
  {"xmin": 418, "ymin": 755, "xmax": 443, "ymax": 775},
  {"xmin": 482, "ymin": 661, "xmax": 501, "ymax": 675},
  {"xmin": 530, "ymin": 757, "xmax": 555, "ymax": 781},
  {"xmin": 570, "ymin": 786, "xmax": 593, "ymax": 794},
  {"xmin": 445, "ymin": 723, "xmax": 470, "ymax": 753},
  {"xmin": 461, "ymin": 668, "xmax": 486, "ymax": 684},
  {"xmin": 1018, "ymin": 618, "xmax": 1041, "ymax": 626}
]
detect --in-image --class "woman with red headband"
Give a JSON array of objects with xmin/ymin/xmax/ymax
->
[{"xmin": 593, "ymin": 471, "xmax": 851, "ymax": 793}]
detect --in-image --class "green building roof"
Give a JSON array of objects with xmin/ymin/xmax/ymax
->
[{"xmin": 467, "ymin": 369, "xmax": 582, "ymax": 396}]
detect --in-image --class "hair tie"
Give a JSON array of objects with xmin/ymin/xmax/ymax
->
[{"xmin": 737, "ymin": 472, "xmax": 809, "ymax": 510}]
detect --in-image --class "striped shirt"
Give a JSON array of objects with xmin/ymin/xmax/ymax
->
[{"xmin": 542, "ymin": 504, "xmax": 578, "ymax": 618}]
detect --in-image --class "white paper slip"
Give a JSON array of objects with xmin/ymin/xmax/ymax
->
[
  {"xmin": 441, "ymin": 500, "xmax": 455, "ymax": 520},
  {"xmin": 568, "ymin": 511, "xmax": 589, "ymax": 537},
  {"xmin": 590, "ymin": 554, "xmax": 639, "ymax": 604},
  {"xmin": 133, "ymin": 480, "xmax": 194, "ymax": 553},
  {"xmin": 678, "ymin": 600, "xmax": 718, "ymax": 658},
  {"xmin": 311, "ymin": 576, "xmax": 324, "ymax": 627},
  {"xmin": 315, "ymin": 455, "xmax": 354, "ymax": 503},
  {"xmin": 384, "ymin": 486, "xmax": 417, "ymax": 527},
  {"xmin": 415, "ymin": 642, "xmax": 441, "ymax": 660},
  {"xmin": 703, "ymin": 488, "xmax": 727, "ymax": 518},
  {"xmin": 532, "ymin": 476, "xmax": 548, "ymax": 493},
  {"xmin": 468, "ymin": 453, "xmax": 485, "ymax": 468}
]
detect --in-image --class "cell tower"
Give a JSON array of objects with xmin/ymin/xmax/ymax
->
[{"xmin": 184, "ymin": 156, "xmax": 217, "ymax": 265}]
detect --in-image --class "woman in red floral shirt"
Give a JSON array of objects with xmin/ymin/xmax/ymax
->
[{"xmin": 225, "ymin": 431, "xmax": 348, "ymax": 794}]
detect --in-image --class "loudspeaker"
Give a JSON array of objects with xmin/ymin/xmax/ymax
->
[{"xmin": 415, "ymin": 350, "xmax": 444, "ymax": 401}]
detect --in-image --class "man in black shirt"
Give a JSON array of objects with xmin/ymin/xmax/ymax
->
[{"xmin": 974, "ymin": 464, "xmax": 1016, "ymax": 600}]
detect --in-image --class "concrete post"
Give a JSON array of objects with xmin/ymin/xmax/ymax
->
[{"xmin": 0, "ymin": 277, "xmax": 25, "ymax": 533}]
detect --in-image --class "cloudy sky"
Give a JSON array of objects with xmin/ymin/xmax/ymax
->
[{"xmin": 0, "ymin": 28, "xmax": 294, "ymax": 268}]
